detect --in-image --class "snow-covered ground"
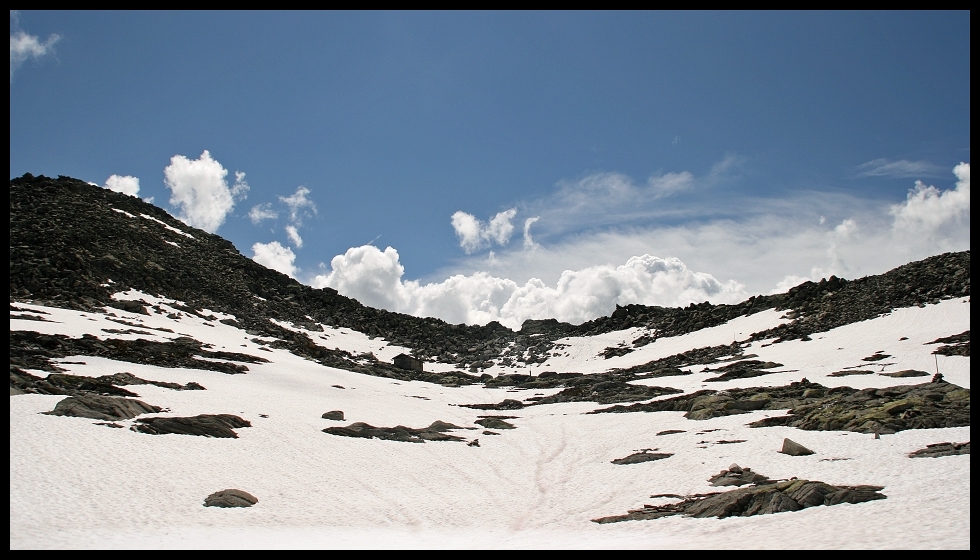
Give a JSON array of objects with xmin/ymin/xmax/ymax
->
[{"xmin": 10, "ymin": 295, "xmax": 970, "ymax": 549}]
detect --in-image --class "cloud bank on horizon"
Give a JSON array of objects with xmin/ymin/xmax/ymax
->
[
  {"xmin": 95, "ymin": 151, "xmax": 969, "ymax": 329},
  {"xmin": 306, "ymin": 161, "xmax": 969, "ymax": 328}
]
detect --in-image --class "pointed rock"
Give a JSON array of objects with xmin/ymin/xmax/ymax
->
[{"xmin": 780, "ymin": 438, "xmax": 815, "ymax": 456}]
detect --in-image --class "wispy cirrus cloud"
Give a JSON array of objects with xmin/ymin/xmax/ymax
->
[
  {"xmin": 9, "ymin": 11, "xmax": 59, "ymax": 82},
  {"xmin": 853, "ymin": 158, "xmax": 946, "ymax": 179}
]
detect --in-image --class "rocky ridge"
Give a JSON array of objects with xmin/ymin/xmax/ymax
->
[{"xmin": 10, "ymin": 174, "xmax": 970, "ymax": 384}]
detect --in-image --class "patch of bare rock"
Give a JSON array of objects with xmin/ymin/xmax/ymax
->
[
  {"xmin": 43, "ymin": 394, "xmax": 161, "ymax": 421},
  {"xmin": 594, "ymin": 378, "xmax": 969, "ymax": 435},
  {"xmin": 133, "ymin": 414, "xmax": 251, "ymax": 438},
  {"xmin": 611, "ymin": 450, "xmax": 673, "ymax": 465},
  {"xmin": 323, "ymin": 421, "xmax": 471, "ymax": 443},
  {"xmin": 593, "ymin": 473, "xmax": 886, "ymax": 523},
  {"xmin": 908, "ymin": 442, "xmax": 970, "ymax": 458}
]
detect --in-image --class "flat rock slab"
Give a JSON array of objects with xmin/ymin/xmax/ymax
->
[
  {"xmin": 908, "ymin": 441, "xmax": 970, "ymax": 458},
  {"xmin": 612, "ymin": 451, "xmax": 673, "ymax": 465},
  {"xmin": 323, "ymin": 421, "xmax": 467, "ymax": 443},
  {"xmin": 321, "ymin": 410, "xmax": 345, "ymax": 421},
  {"xmin": 133, "ymin": 414, "xmax": 251, "ymax": 438},
  {"xmin": 460, "ymin": 399, "xmax": 524, "ymax": 410},
  {"xmin": 593, "ymin": 479, "xmax": 886, "ymax": 523},
  {"xmin": 474, "ymin": 417, "xmax": 516, "ymax": 430},
  {"xmin": 44, "ymin": 394, "xmax": 161, "ymax": 421},
  {"xmin": 204, "ymin": 489, "xmax": 258, "ymax": 508},
  {"xmin": 879, "ymin": 369, "xmax": 930, "ymax": 378}
]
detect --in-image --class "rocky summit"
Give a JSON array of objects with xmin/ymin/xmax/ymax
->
[{"xmin": 9, "ymin": 174, "xmax": 971, "ymax": 548}]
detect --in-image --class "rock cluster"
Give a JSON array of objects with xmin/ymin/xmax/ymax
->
[
  {"xmin": 596, "ymin": 380, "xmax": 970, "ymax": 434},
  {"xmin": 133, "ymin": 414, "xmax": 251, "ymax": 438},
  {"xmin": 926, "ymin": 331, "xmax": 970, "ymax": 357},
  {"xmin": 593, "ymin": 478, "xmax": 886, "ymax": 523},
  {"xmin": 907, "ymin": 442, "xmax": 970, "ymax": 458},
  {"xmin": 322, "ymin": 421, "xmax": 470, "ymax": 443},
  {"xmin": 10, "ymin": 331, "xmax": 266, "ymax": 377},
  {"xmin": 708, "ymin": 464, "xmax": 771, "ymax": 486}
]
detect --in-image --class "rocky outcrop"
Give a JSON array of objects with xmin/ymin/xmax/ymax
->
[
  {"xmin": 10, "ymin": 175, "xmax": 969, "ymax": 384},
  {"xmin": 908, "ymin": 442, "xmax": 970, "ymax": 458},
  {"xmin": 10, "ymin": 331, "xmax": 265, "ymax": 376},
  {"xmin": 708, "ymin": 464, "xmax": 771, "ymax": 486},
  {"xmin": 133, "ymin": 414, "xmax": 251, "ymax": 438},
  {"xmin": 595, "ymin": 380, "xmax": 970, "ymax": 434},
  {"xmin": 474, "ymin": 416, "xmax": 517, "ymax": 430},
  {"xmin": 611, "ymin": 451, "xmax": 673, "ymax": 465},
  {"xmin": 204, "ymin": 489, "xmax": 258, "ymax": 508},
  {"xmin": 702, "ymin": 359, "xmax": 785, "ymax": 382},
  {"xmin": 321, "ymin": 410, "xmax": 345, "ymax": 421},
  {"xmin": 322, "ymin": 421, "xmax": 469, "ymax": 443},
  {"xmin": 593, "ymin": 478, "xmax": 886, "ymax": 523},
  {"xmin": 44, "ymin": 394, "xmax": 162, "ymax": 421},
  {"xmin": 926, "ymin": 331, "xmax": 970, "ymax": 356}
]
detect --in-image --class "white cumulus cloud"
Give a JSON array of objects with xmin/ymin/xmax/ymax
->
[
  {"xmin": 103, "ymin": 175, "xmax": 140, "ymax": 197},
  {"xmin": 9, "ymin": 11, "xmax": 59, "ymax": 81},
  {"xmin": 252, "ymin": 241, "xmax": 297, "ymax": 278},
  {"xmin": 312, "ymin": 245, "xmax": 745, "ymax": 329},
  {"xmin": 891, "ymin": 162, "xmax": 970, "ymax": 237},
  {"xmin": 164, "ymin": 150, "xmax": 248, "ymax": 233},
  {"xmin": 451, "ymin": 208, "xmax": 517, "ymax": 253}
]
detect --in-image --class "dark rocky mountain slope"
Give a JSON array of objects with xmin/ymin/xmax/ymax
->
[{"xmin": 9, "ymin": 174, "xmax": 971, "ymax": 379}]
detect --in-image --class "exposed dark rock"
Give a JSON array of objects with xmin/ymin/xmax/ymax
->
[
  {"xmin": 926, "ymin": 331, "xmax": 970, "ymax": 356},
  {"xmin": 780, "ymin": 438, "xmax": 815, "ymax": 456},
  {"xmin": 879, "ymin": 369, "xmax": 930, "ymax": 378},
  {"xmin": 862, "ymin": 352, "xmax": 891, "ymax": 362},
  {"xmin": 44, "ymin": 394, "xmax": 162, "ymax": 421},
  {"xmin": 474, "ymin": 417, "xmax": 516, "ymax": 430},
  {"xmin": 708, "ymin": 464, "xmax": 772, "ymax": 486},
  {"xmin": 204, "ymin": 489, "xmax": 258, "ymax": 508},
  {"xmin": 393, "ymin": 353, "xmax": 424, "ymax": 372},
  {"xmin": 460, "ymin": 398, "xmax": 525, "ymax": 410},
  {"xmin": 611, "ymin": 451, "xmax": 673, "ymax": 465},
  {"xmin": 605, "ymin": 343, "xmax": 746, "ymax": 378},
  {"xmin": 322, "ymin": 421, "xmax": 467, "ymax": 443},
  {"xmin": 133, "ymin": 414, "xmax": 251, "ymax": 438},
  {"xmin": 908, "ymin": 442, "xmax": 970, "ymax": 458},
  {"xmin": 592, "ymin": 479, "xmax": 886, "ymax": 523},
  {"xmin": 702, "ymin": 360, "xmax": 785, "ymax": 382},
  {"xmin": 530, "ymin": 377, "xmax": 682, "ymax": 406},
  {"xmin": 467, "ymin": 439, "xmax": 480, "ymax": 447},
  {"xmin": 322, "ymin": 410, "xmax": 345, "ymax": 421},
  {"xmin": 657, "ymin": 429, "xmax": 685, "ymax": 436},
  {"xmin": 828, "ymin": 370, "xmax": 874, "ymax": 377},
  {"xmin": 10, "ymin": 331, "xmax": 264, "ymax": 376},
  {"xmin": 596, "ymin": 380, "xmax": 970, "ymax": 435}
]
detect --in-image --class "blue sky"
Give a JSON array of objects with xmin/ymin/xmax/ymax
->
[{"xmin": 10, "ymin": 11, "xmax": 970, "ymax": 327}]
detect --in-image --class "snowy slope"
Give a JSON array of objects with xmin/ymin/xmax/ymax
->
[{"xmin": 10, "ymin": 294, "xmax": 970, "ymax": 549}]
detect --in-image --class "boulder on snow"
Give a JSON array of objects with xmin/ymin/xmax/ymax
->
[
  {"xmin": 133, "ymin": 414, "xmax": 251, "ymax": 438},
  {"xmin": 780, "ymin": 438, "xmax": 815, "ymax": 456},
  {"xmin": 204, "ymin": 489, "xmax": 258, "ymax": 508},
  {"xmin": 44, "ymin": 394, "xmax": 161, "ymax": 421},
  {"xmin": 321, "ymin": 410, "xmax": 345, "ymax": 421}
]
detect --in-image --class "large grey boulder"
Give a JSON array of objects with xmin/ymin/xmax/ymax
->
[
  {"xmin": 204, "ymin": 489, "xmax": 258, "ymax": 508},
  {"xmin": 44, "ymin": 394, "xmax": 161, "ymax": 421},
  {"xmin": 322, "ymin": 410, "xmax": 345, "ymax": 421}
]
